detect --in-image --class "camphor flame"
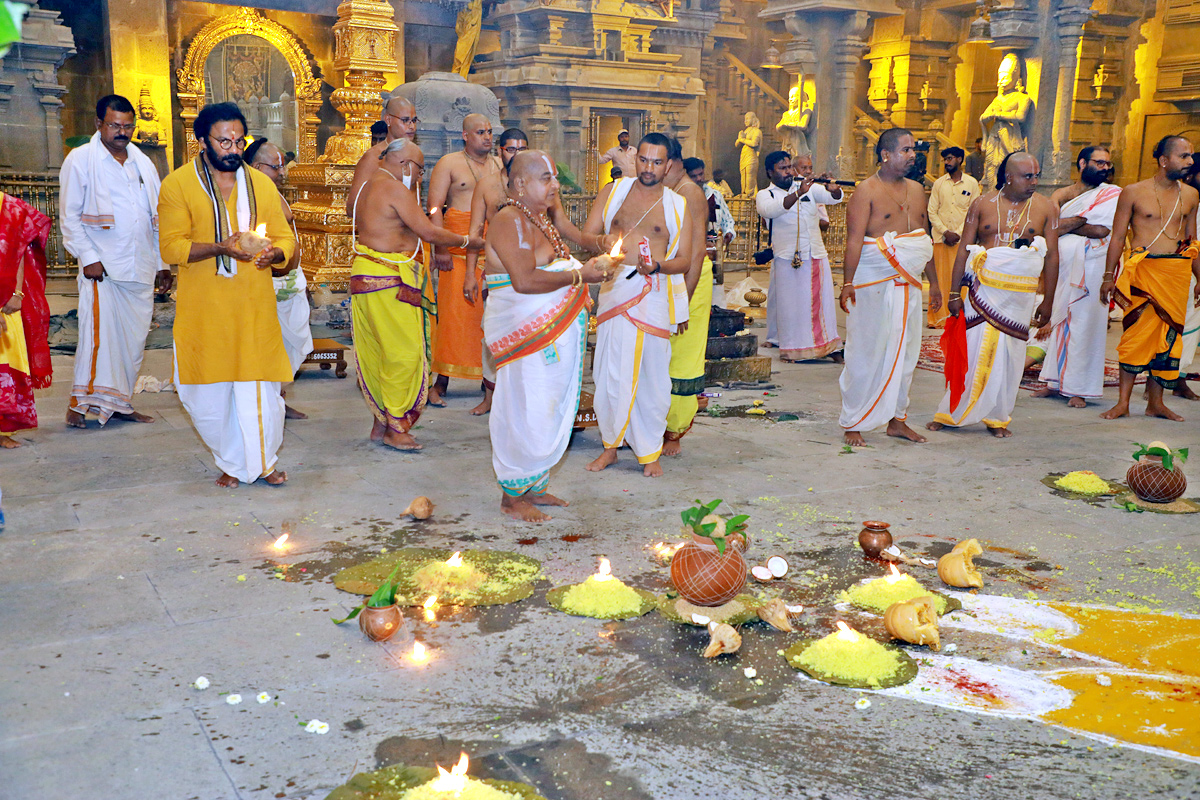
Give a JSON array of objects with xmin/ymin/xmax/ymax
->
[
  {"xmin": 595, "ymin": 557, "xmax": 613, "ymax": 582},
  {"xmin": 885, "ymin": 563, "xmax": 904, "ymax": 584},
  {"xmin": 272, "ymin": 533, "xmax": 289, "ymax": 550},
  {"xmin": 446, "ymin": 551, "xmax": 463, "ymax": 568},
  {"xmin": 835, "ymin": 621, "xmax": 858, "ymax": 642},
  {"xmin": 411, "ymin": 640, "xmax": 429, "ymax": 664},
  {"xmin": 429, "ymin": 752, "xmax": 470, "ymax": 794},
  {"xmin": 422, "ymin": 595, "xmax": 438, "ymax": 622},
  {"xmin": 254, "ymin": 223, "xmax": 267, "ymax": 237},
  {"xmin": 608, "ymin": 236, "xmax": 624, "ymax": 258}
]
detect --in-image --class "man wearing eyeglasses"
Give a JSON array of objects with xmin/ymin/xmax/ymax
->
[
  {"xmin": 245, "ymin": 137, "xmax": 314, "ymax": 420},
  {"xmin": 60, "ymin": 94, "xmax": 170, "ymax": 429},
  {"xmin": 157, "ymin": 102, "xmax": 296, "ymax": 487},
  {"xmin": 347, "ymin": 96, "xmax": 419, "ymax": 214}
]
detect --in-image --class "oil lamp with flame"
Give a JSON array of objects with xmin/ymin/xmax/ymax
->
[
  {"xmin": 594, "ymin": 557, "xmax": 612, "ymax": 582},
  {"xmin": 410, "ymin": 640, "xmax": 429, "ymax": 664},
  {"xmin": 272, "ymin": 532, "xmax": 289, "ymax": 550},
  {"xmin": 423, "ymin": 595, "xmax": 438, "ymax": 622},
  {"xmin": 884, "ymin": 563, "xmax": 904, "ymax": 584},
  {"xmin": 446, "ymin": 552, "xmax": 464, "ymax": 568},
  {"xmin": 428, "ymin": 752, "xmax": 470, "ymax": 794}
]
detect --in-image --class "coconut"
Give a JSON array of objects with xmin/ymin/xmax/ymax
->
[
  {"xmin": 699, "ymin": 514, "xmax": 726, "ymax": 537},
  {"xmin": 403, "ymin": 497, "xmax": 435, "ymax": 520},
  {"xmin": 751, "ymin": 565, "xmax": 774, "ymax": 582},
  {"xmin": 767, "ymin": 555, "xmax": 789, "ymax": 578}
]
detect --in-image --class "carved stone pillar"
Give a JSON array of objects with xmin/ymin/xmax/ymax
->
[
  {"xmin": 1050, "ymin": 0, "xmax": 1094, "ymax": 185},
  {"xmin": 0, "ymin": 0, "xmax": 74, "ymax": 172}
]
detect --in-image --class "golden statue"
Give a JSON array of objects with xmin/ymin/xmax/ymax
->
[
  {"xmin": 776, "ymin": 83, "xmax": 815, "ymax": 158},
  {"xmin": 132, "ymin": 84, "xmax": 163, "ymax": 147},
  {"xmin": 736, "ymin": 111, "xmax": 762, "ymax": 196},
  {"xmin": 452, "ymin": 0, "xmax": 483, "ymax": 78},
  {"xmin": 980, "ymin": 53, "xmax": 1035, "ymax": 189}
]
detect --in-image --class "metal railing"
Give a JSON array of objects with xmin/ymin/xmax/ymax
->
[{"xmin": 0, "ymin": 172, "xmax": 73, "ymax": 276}]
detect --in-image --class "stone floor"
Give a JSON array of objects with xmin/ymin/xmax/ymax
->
[{"xmin": 2, "ymin": 282, "xmax": 1199, "ymax": 800}]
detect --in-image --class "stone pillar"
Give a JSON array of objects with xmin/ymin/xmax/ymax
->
[
  {"xmin": 1049, "ymin": 0, "xmax": 1094, "ymax": 185},
  {"xmin": 0, "ymin": 0, "xmax": 74, "ymax": 172},
  {"xmin": 829, "ymin": 14, "xmax": 870, "ymax": 179},
  {"xmin": 105, "ymin": 0, "xmax": 173, "ymax": 168}
]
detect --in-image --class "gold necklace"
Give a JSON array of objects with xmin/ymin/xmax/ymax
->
[
  {"xmin": 877, "ymin": 174, "xmax": 911, "ymax": 230},
  {"xmin": 1153, "ymin": 181, "xmax": 1183, "ymax": 242}
]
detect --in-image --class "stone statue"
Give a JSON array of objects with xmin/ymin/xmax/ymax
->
[
  {"xmin": 775, "ymin": 82, "xmax": 815, "ymax": 158},
  {"xmin": 451, "ymin": 0, "xmax": 483, "ymax": 78},
  {"xmin": 979, "ymin": 53, "xmax": 1034, "ymax": 190},
  {"xmin": 132, "ymin": 84, "xmax": 163, "ymax": 148},
  {"xmin": 736, "ymin": 111, "xmax": 762, "ymax": 196}
]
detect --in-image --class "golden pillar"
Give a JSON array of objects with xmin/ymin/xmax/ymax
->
[{"xmin": 290, "ymin": 0, "xmax": 400, "ymax": 287}]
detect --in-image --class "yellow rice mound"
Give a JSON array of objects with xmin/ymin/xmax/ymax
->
[
  {"xmin": 793, "ymin": 629, "xmax": 904, "ymax": 687},
  {"xmin": 1054, "ymin": 470, "xmax": 1111, "ymax": 495},
  {"xmin": 842, "ymin": 575, "xmax": 949, "ymax": 615},
  {"xmin": 400, "ymin": 776, "xmax": 522, "ymax": 800},
  {"xmin": 560, "ymin": 576, "xmax": 644, "ymax": 618},
  {"xmin": 412, "ymin": 561, "xmax": 487, "ymax": 602}
]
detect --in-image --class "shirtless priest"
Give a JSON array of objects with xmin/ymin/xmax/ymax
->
[
  {"xmin": 838, "ymin": 128, "xmax": 939, "ymax": 446},
  {"xmin": 483, "ymin": 151, "xmax": 609, "ymax": 521}
]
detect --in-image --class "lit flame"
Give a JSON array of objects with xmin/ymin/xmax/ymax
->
[
  {"xmin": 446, "ymin": 552, "xmax": 463, "ymax": 567},
  {"xmin": 594, "ymin": 557, "xmax": 613, "ymax": 582},
  {"xmin": 835, "ymin": 621, "xmax": 857, "ymax": 642},
  {"xmin": 272, "ymin": 533, "xmax": 289, "ymax": 550},
  {"xmin": 254, "ymin": 223, "xmax": 267, "ymax": 237},
  {"xmin": 652, "ymin": 542, "xmax": 685, "ymax": 559},
  {"xmin": 885, "ymin": 563, "xmax": 904, "ymax": 584},
  {"xmin": 608, "ymin": 236, "xmax": 624, "ymax": 258},
  {"xmin": 423, "ymin": 595, "xmax": 437, "ymax": 622},
  {"xmin": 411, "ymin": 640, "xmax": 429, "ymax": 663},
  {"xmin": 429, "ymin": 752, "xmax": 470, "ymax": 793}
]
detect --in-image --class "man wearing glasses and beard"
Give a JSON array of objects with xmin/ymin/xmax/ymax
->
[{"xmin": 157, "ymin": 102, "xmax": 296, "ymax": 488}]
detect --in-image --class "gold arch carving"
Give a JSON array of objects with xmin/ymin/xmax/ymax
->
[{"xmin": 176, "ymin": 7, "xmax": 323, "ymax": 163}]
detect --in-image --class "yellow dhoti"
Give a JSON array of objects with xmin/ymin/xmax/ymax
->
[
  {"xmin": 928, "ymin": 242, "xmax": 959, "ymax": 328},
  {"xmin": 1115, "ymin": 243, "xmax": 1199, "ymax": 388},
  {"xmin": 350, "ymin": 245, "xmax": 434, "ymax": 433},
  {"xmin": 666, "ymin": 257, "xmax": 714, "ymax": 439}
]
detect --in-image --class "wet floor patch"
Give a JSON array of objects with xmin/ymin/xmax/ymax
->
[{"xmin": 704, "ymin": 403, "xmax": 811, "ymax": 422}]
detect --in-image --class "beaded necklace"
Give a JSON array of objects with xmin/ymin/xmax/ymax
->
[{"xmin": 503, "ymin": 198, "xmax": 570, "ymax": 260}]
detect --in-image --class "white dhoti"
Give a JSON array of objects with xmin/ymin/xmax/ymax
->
[
  {"xmin": 175, "ymin": 348, "xmax": 284, "ymax": 482},
  {"xmin": 1180, "ymin": 276, "xmax": 1200, "ymax": 374},
  {"xmin": 274, "ymin": 268, "xmax": 313, "ymax": 375},
  {"xmin": 772, "ymin": 254, "xmax": 841, "ymax": 360},
  {"xmin": 70, "ymin": 276, "xmax": 154, "ymax": 424},
  {"xmin": 838, "ymin": 231, "xmax": 933, "ymax": 432},
  {"xmin": 935, "ymin": 239, "xmax": 1047, "ymax": 429},
  {"xmin": 1039, "ymin": 185, "xmax": 1120, "ymax": 398},
  {"xmin": 484, "ymin": 260, "xmax": 589, "ymax": 495}
]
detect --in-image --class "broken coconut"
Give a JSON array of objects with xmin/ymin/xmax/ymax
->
[
  {"xmin": 883, "ymin": 595, "xmax": 940, "ymax": 650},
  {"xmin": 767, "ymin": 555, "xmax": 789, "ymax": 578},
  {"xmin": 402, "ymin": 496, "xmax": 435, "ymax": 520},
  {"xmin": 937, "ymin": 538, "xmax": 984, "ymax": 589},
  {"xmin": 751, "ymin": 565, "xmax": 774, "ymax": 582},
  {"xmin": 756, "ymin": 597, "xmax": 795, "ymax": 632},
  {"xmin": 702, "ymin": 622, "xmax": 742, "ymax": 657}
]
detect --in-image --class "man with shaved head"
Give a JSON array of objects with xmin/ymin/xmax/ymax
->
[
  {"xmin": 351, "ymin": 138, "xmax": 483, "ymax": 451},
  {"xmin": 427, "ymin": 113, "xmax": 501, "ymax": 408},
  {"xmin": 1099, "ymin": 134, "xmax": 1200, "ymax": 420},
  {"xmin": 346, "ymin": 95, "xmax": 418, "ymax": 214},
  {"xmin": 483, "ymin": 151, "xmax": 609, "ymax": 521},
  {"xmin": 928, "ymin": 151, "xmax": 1059, "ymax": 437}
]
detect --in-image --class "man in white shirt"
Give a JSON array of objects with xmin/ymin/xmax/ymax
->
[
  {"xmin": 926, "ymin": 146, "xmax": 980, "ymax": 328},
  {"xmin": 756, "ymin": 151, "xmax": 844, "ymax": 362},
  {"xmin": 598, "ymin": 129, "xmax": 636, "ymax": 180},
  {"xmin": 61, "ymin": 94, "xmax": 171, "ymax": 428}
]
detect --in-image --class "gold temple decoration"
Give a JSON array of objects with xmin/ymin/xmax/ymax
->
[
  {"xmin": 175, "ymin": 8, "xmax": 322, "ymax": 163},
  {"xmin": 290, "ymin": 0, "xmax": 400, "ymax": 287}
]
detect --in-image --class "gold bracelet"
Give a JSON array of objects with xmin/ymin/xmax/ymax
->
[
  {"xmin": 572, "ymin": 268, "xmax": 583, "ymax": 287},
  {"xmin": 948, "ymin": 291, "xmax": 961, "ymax": 298},
  {"xmin": 12, "ymin": 290, "xmax": 24, "ymax": 299}
]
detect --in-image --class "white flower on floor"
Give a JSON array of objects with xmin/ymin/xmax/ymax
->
[
  {"xmin": 226, "ymin": 694, "xmax": 242, "ymax": 705},
  {"xmin": 943, "ymin": 643, "xmax": 958, "ymax": 653},
  {"xmin": 743, "ymin": 668, "xmax": 757, "ymax": 678},
  {"xmin": 305, "ymin": 719, "xmax": 330, "ymax": 734},
  {"xmin": 1095, "ymin": 674, "xmax": 1112, "ymax": 687},
  {"xmin": 257, "ymin": 692, "xmax": 272, "ymax": 704},
  {"xmin": 854, "ymin": 698, "xmax": 871, "ymax": 710},
  {"xmin": 193, "ymin": 676, "xmax": 210, "ymax": 690}
]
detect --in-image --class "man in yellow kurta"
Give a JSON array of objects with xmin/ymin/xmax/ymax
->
[{"xmin": 158, "ymin": 103, "xmax": 295, "ymax": 487}]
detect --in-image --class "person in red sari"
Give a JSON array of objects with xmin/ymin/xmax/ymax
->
[{"xmin": 0, "ymin": 192, "xmax": 53, "ymax": 447}]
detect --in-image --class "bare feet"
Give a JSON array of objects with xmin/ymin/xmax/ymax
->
[
  {"xmin": 284, "ymin": 404, "xmax": 308, "ymax": 420},
  {"xmin": 1145, "ymin": 401, "xmax": 1184, "ymax": 421},
  {"xmin": 643, "ymin": 459, "xmax": 664, "ymax": 478},
  {"xmin": 370, "ymin": 418, "xmax": 386, "ymax": 443},
  {"xmin": 529, "ymin": 492, "xmax": 569, "ymax": 507},
  {"xmin": 1173, "ymin": 382, "xmax": 1200, "ymax": 401},
  {"xmin": 65, "ymin": 409, "xmax": 87, "ymax": 428},
  {"xmin": 263, "ymin": 469, "xmax": 288, "ymax": 485},
  {"xmin": 586, "ymin": 448, "xmax": 618, "ymax": 471},
  {"xmin": 925, "ymin": 421, "xmax": 945, "ymax": 431},
  {"xmin": 382, "ymin": 429, "xmax": 423, "ymax": 451},
  {"xmin": 113, "ymin": 410, "xmax": 156, "ymax": 423},
  {"xmin": 470, "ymin": 393, "xmax": 492, "ymax": 416},
  {"xmin": 886, "ymin": 418, "xmax": 928, "ymax": 443},
  {"xmin": 0, "ymin": 435, "xmax": 21, "ymax": 448},
  {"xmin": 1066, "ymin": 396, "xmax": 1086, "ymax": 408},
  {"xmin": 662, "ymin": 438, "xmax": 682, "ymax": 457},
  {"xmin": 216, "ymin": 473, "xmax": 240, "ymax": 488},
  {"xmin": 427, "ymin": 386, "xmax": 446, "ymax": 407},
  {"xmin": 986, "ymin": 425, "xmax": 1013, "ymax": 438},
  {"xmin": 1099, "ymin": 402, "xmax": 1129, "ymax": 419},
  {"xmin": 843, "ymin": 430, "xmax": 868, "ymax": 447},
  {"xmin": 501, "ymin": 495, "xmax": 550, "ymax": 522},
  {"xmin": 1031, "ymin": 387, "xmax": 1057, "ymax": 398}
]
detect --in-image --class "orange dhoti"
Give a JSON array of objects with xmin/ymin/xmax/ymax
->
[
  {"xmin": 1114, "ymin": 242, "xmax": 1199, "ymax": 389},
  {"xmin": 431, "ymin": 207, "xmax": 484, "ymax": 380},
  {"xmin": 927, "ymin": 242, "xmax": 959, "ymax": 328}
]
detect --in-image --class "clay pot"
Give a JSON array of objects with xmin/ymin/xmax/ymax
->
[
  {"xmin": 858, "ymin": 521, "xmax": 893, "ymax": 559},
  {"xmin": 1126, "ymin": 456, "xmax": 1187, "ymax": 504},
  {"xmin": 670, "ymin": 540, "xmax": 748, "ymax": 607},
  {"xmin": 358, "ymin": 604, "xmax": 404, "ymax": 642}
]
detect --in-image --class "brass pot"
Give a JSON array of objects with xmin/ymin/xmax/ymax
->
[
  {"xmin": 858, "ymin": 520, "xmax": 893, "ymax": 559},
  {"xmin": 359, "ymin": 604, "xmax": 404, "ymax": 642}
]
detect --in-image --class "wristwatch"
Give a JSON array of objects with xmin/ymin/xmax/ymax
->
[{"xmin": 650, "ymin": 261, "xmax": 662, "ymax": 275}]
